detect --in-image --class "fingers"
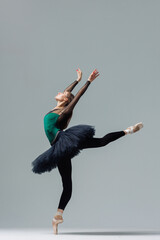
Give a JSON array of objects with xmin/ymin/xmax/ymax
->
[
  {"xmin": 91, "ymin": 69, "xmax": 100, "ymax": 77},
  {"xmin": 93, "ymin": 68, "xmax": 99, "ymax": 74},
  {"xmin": 76, "ymin": 68, "xmax": 81, "ymax": 72},
  {"xmin": 77, "ymin": 68, "xmax": 99, "ymax": 76}
]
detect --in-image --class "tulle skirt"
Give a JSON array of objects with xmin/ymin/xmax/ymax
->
[{"xmin": 32, "ymin": 124, "xmax": 95, "ymax": 174}]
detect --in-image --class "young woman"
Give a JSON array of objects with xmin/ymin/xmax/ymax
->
[{"xmin": 32, "ymin": 68, "xmax": 143, "ymax": 234}]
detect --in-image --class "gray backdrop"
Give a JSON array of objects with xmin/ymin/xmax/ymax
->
[{"xmin": 0, "ymin": 0, "xmax": 160, "ymax": 230}]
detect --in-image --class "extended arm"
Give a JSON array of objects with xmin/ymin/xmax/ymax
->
[
  {"xmin": 56, "ymin": 69, "xmax": 99, "ymax": 130},
  {"xmin": 63, "ymin": 80, "xmax": 79, "ymax": 92},
  {"xmin": 63, "ymin": 68, "xmax": 82, "ymax": 92},
  {"xmin": 63, "ymin": 80, "xmax": 91, "ymax": 114},
  {"xmin": 56, "ymin": 81, "xmax": 91, "ymax": 128}
]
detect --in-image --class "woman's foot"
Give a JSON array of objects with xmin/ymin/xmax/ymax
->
[
  {"xmin": 124, "ymin": 122, "xmax": 144, "ymax": 135},
  {"xmin": 52, "ymin": 215, "xmax": 64, "ymax": 234}
]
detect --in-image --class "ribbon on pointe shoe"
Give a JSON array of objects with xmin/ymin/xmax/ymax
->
[{"xmin": 125, "ymin": 126, "xmax": 134, "ymax": 134}]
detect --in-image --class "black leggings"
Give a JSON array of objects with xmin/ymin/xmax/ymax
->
[{"xmin": 57, "ymin": 130, "xmax": 125, "ymax": 210}]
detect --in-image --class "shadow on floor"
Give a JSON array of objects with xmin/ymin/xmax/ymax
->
[{"xmin": 60, "ymin": 231, "xmax": 160, "ymax": 235}]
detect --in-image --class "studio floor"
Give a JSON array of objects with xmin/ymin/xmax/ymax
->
[{"xmin": 0, "ymin": 229, "xmax": 160, "ymax": 240}]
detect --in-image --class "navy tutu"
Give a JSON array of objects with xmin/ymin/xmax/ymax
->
[{"xmin": 32, "ymin": 124, "xmax": 95, "ymax": 174}]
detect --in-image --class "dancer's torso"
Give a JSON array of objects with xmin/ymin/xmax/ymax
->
[
  {"xmin": 43, "ymin": 80, "xmax": 91, "ymax": 145},
  {"xmin": 44, "ymin": 108, "xmax": 72, "ymax": 145}
]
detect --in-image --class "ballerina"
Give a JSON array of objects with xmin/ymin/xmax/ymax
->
[{"xmin": 32, "ymin": 68, "xmax": 143, "ymax": 234}]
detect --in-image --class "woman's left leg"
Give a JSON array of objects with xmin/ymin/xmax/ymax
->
[
  {"xmin": 82, "ymin": 122, "xmax": 143, "ymax": 149},
  {"xmin": 80, "ymin": 130, "xmax": 126, "ymax": 149}
]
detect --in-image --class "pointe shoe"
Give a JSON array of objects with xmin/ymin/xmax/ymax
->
[
  {"xmin": 125, "ymin": 122, "xmax": 144, "ymax": 134},
  {"xmin": 52, "ymin": 215, "xmax": 64, "ymax": 234}
]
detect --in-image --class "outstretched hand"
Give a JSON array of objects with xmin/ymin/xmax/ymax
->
[
  {"xmin": 76, "ymin": 68, "xmax": 82, "ymax": 82},
  {"xmin": 88, "ymin": 69, "xmax": 100, "ymax": 82}
]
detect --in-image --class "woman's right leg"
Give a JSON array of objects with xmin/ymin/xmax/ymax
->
[
  {"xmin": 52, "ymin": 158, "xmax": 72, "ymax": 234},
  {"xmin": 80, "ymin": 130, "xmax": 126, "ymax": 149},
  {"xmin": 57, "ymin": 157, "xmax": 72, "ymax": 211}
]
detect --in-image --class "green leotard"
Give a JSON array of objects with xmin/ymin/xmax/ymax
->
[{"xmin": 44, "ymin": 112, "xmax": 60, "ymax": 145}]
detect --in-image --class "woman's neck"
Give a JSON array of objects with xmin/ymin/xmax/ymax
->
[{"xmin": 52, "ymin": 101, "xmax": 66, "ymax": 110}]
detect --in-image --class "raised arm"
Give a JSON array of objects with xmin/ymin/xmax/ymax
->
[
  {"xmin": 56, "ymin": 69, "xmax": 99, "ymax": 129},
  {"xmin": 63, "ymin": 80, "xmax": 91, "ymax": 113},
  {"xmin": 63, "ymin": 80, "xmax": 79, "ymax": 92},
  {"xmin": 63, "ymin": 68, "xmax": 82, "ymax": 92}
]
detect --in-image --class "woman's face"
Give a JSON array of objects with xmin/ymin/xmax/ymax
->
[{"xmin": 55, "ymin": 91, "xmax": 68, "ymax": 102}]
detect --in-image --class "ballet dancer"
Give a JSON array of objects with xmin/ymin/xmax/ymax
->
[{"xmin": 32, "ymin": 68, "xmax": 143, "ymax": 234}]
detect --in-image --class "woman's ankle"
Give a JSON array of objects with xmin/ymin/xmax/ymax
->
[
  {"xmin": 123, "ymin": 130, "xmax": 127, "ymax": 135},
  {"xmin": 55, "ymin": 208, "xmax": 64, "ymax": 217},
  {"xmin": 57, "ymin": 208, "xmax": 63, "ymax": 214}
]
